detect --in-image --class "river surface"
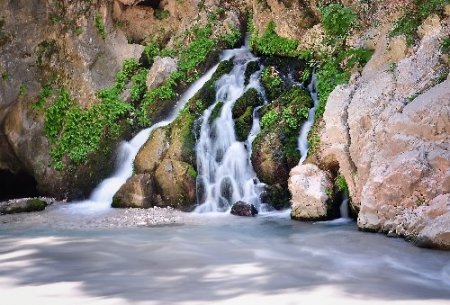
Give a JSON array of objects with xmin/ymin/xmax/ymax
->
[{"xmin": 1, "ymin": 209, "xmax": 450, "ymax": 305}]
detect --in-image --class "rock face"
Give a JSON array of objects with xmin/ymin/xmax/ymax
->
[
  {"xmin": 0, "ymin": 0, "xmax": 144, "ymax": 199},
  {"xmin": 0, "ymin": 198, "xmax": 51, "ymax": 214},
  {"xmin": 290, "ymin": 13, "xmax": 450, "ymax": 248},
  {"xmin": 146, "ymin": 57, "xmax": 178, "ymax": 90},
  {"xmin": 289, "ymin": 164, "xmax": 333, "ymax": 220},
  {"xmin": 115, "ymin": 60, "xmax": 235, "ymax": 210},
  {"xmin": 230, "ymin": 201, "xmax": 258, "ymax": 217}
]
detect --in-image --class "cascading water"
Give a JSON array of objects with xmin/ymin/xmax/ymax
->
[
  {"xmin": 66, "ymin": 57, "xmax": 228, "ymax": 213},
  {"xmin": 297, "ymin": 73, "xmax": 318, "ymax": 164},
  {"xmin": 194, "ymin": 48, "xmax": 267, "ymax": 213}
]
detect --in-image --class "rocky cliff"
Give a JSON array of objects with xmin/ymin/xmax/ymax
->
[{"xmin": 288, "ymin": 1, "xmax": 450, "ymax": 249}]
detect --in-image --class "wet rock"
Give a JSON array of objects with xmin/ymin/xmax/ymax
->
[
  {"xmin": 288, "ymin": 164, "xmax": 333, "ymax": 220},
  {"xmin": 0, "ymin": 198, "xmax": 51, "ymax": 214},
  {"xmin": 112, "ymin": 174, "xmax": 154, "ymax": 208},
  {"xmin": 154, "ymin": 159, "xmax": 196, "ymax": 211},
  {"xmin": 146, "ymin": 56, "xmax": 178, "ymax": 90},
  {"xmin": 230, "ymin": 201, "xmax": 258, "ymax": 217},
  {"xmin": 252, "ymin": 86, "xmax": 312, "ymax": 208},
  {"xmin": 304, "ymin": 15, "xmax": 450, "ymax": 248}
]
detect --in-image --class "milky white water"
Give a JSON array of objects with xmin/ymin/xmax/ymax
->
[
  {"xmin": 194, "ymin": 48, "xmax": 267, "ymax": 213},
  {"xmin": 1, "ymin": 215, "xmax": 450, "ymax": 305},
  {"xmin": 65, "ymin": 55, "xmax": 233, "ymax": 213},
  {"xmin": 298, "ymin": 73, "xmax": 319, "ymax": 164}
]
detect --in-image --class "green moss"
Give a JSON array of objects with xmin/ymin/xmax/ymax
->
[
  {"xmin": 94, "ymin": 13, "xmax": 106, "ymax": 39},
  {"xmin": 25, "ymin": 199, "xmax": 47, "ymax": 212},
  {"xmin": 260, "ymin": 109, "xmax": 280, "ymax": 130},
  {"xmin": 232, "ymin": 88, "xmax": 262, "ymax": 118},
  {"xmin": 43, "ymin": 58, "xmax": 139, "ymax": 170},
  {"xmin": 187, "ymin": 164, "xmax": 197, "ymax": 178},
  {"xmin": 235, "ymin": 106, "xmax": 253, "ymax": 141},
  {"xmin": 441, "ymin": 37, "xmax": 450, "ymax": 54},
  {"xmin": 335, "ymin": 175, "xmax": 348, "ymax": 194},
  {"xmin": 261, "ymin": 66, "xmax": 283, "ymax": 100},
  {"xmin": 244, "ymin": 61, "xmax": 260, "ymax": 85},
  {"xmin": 222, "ymin": 25, "xmax": 242, "ymax": 48},
  {"xmin": 18, "ymin": 83, "xmax": 27, "ymax": 96},
  {"xmin": 320, "ymin": 4, "xmax": 358, "ymax": 38},
  {"xmin": 137, "ymin": 23, "xmax": 236, "ymax": 126},
  {"xmin": 252, "ymin": 21, "xmax": 298, "ymax": 56},
  {"xmin": 208, "ymin": 101, "xmax": 224, "ymax": 125},
  {"xmin": 154, "ymin": 9, "xmax": 170, "ymax": 20},
  {"xmin": 390, "ymin": 0, "xmax": 450, "ymax": 46}
]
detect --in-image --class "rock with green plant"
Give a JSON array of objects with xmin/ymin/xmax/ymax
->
[
  {"xmin": 232, "ymin": 88, "xmax": 263, "ymax": 141},
  {"xmin": 252, "ymin": 85, "xmax": 312, "ymax": 209}
]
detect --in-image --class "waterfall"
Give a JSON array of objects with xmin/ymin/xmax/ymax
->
[
  {"xmin": 194, "ymin": 48, "xmax": 267, "ymax": 213},
  {"xmin": 339, "ymin": 195, "xmax": 350, "ymax": 219},
  {"xmin": 66, "ymin": 56, "xmax": 232, "ymax": 213},
  {"xmin": 297, "ymin": 73, "xmax": 318, "ymax": 164}
]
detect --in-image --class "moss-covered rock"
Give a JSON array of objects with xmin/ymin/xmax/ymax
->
[
  {"xmin": 252, "ymin": 85, "xmax": 312, "ymax": 209},
  {"xmin": 0, "ymin": 198, "xmax": 48, "ymax": 214},
  {"xmin": 208, "ymin": 102, "xmax": 224, "ymax": 125},
  {"xmin": 244, "ymin": 60, "xmax": 260, "ymax": 86},
  {"xmin": 115, "ymin": 59, "xmax": 235, "ymax": 211},
  {"xmin": 232, "ymin": 88, "xmax": 263, "ymax": 141}
]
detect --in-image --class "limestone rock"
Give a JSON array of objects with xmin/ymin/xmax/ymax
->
[
  {"xmin": 230, "ymin": 201, "xmax": 258, "ymax": 217},
  {"xmin": 154, "ymin": 159, "xmax": 196, "ymax": 211},
  {"xmin": 146, "ymin": 56, "xmax": 179, "ymax": 90},
  {"xmin": 303, "ymin": 14, "xmax": 450, "ymax": 248},
  {"xmin": 112, "ymin": 174, "xmax": 154, "ymax": 208},
  {"xmin": 289, "ymin": 164, "xmax": 333, "ymax": 220},
  {"xmin": 0, "ymin": 198, "xmax": 50, "ymax": 214}
]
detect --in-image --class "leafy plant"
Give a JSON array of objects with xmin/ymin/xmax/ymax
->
[
  {"xmin": 441, "ymin": 37, "xmax": 450, "ymax": 54},
  {"xmin": 335, "ymin": 175, "xmax": 349, "ymax": 194},
  {"xmin": 94, "ymin": 13, "xmax": 106, "ymax": 39},
  {"xmin": 320, "ymin": 4, "xmax": 358, "ymax": 38},
  {"xmin": 252, "ymin": 21, "xmax": 298, "ymax": 56},
  {"xmin": 390, "ymin": 0, "xmax": 450, "ymax": 46},
  {"xmin": 154, "ymin": 9, "xmax": 170, "ymax": 20},
  {"xmin": 260, "ymin": 109, "xmax": 279, "ymax": 130}
]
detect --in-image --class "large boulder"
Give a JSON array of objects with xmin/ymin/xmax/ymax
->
[
  {"xmin": 289, "ymin": 164, "xmax": 333, "ymax": 220},
  {"xmin": 252, "ymin": 85, "xmax": 312, "ymax": 209},
  {"xmin": 146, "ymin": 56, "xmax": 178, "ymax": 90},
  {"xmin": 0, "ymin": 198, "xmax": 50, "ymax": 214},
  {"xmin": 112, "ymin": 174, "xmax": 154, "ymax": 208},
  {"xmin": 301, "ymin": 14, "xmax": 450, "ymax": 248},
  {"xmin": 230, "ymin": 201, "xmax": 258, "ymax": 217}
]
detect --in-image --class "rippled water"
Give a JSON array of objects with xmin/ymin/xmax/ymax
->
[{"xmin": 1, "ymin": 212, "xmax": 449, "ymax": 304}]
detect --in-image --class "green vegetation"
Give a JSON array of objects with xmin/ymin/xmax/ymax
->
[
  {"xmin": 260, "ymin": 109, "xmax": 279, "ymax": 130},
  {"xmin": 251, "ymin": 21, "xmax": 298, "ymax": 56},
  {"xmin": 261, "ymin": 67, "xmax": 282, "ymax": 100},
  {"xmin": 320, "ymin": 4, "xmax": 358, "ymax": 38},
  {"xmin": 391, "ymin": 0, "xmax": 450, "ymax": 46},
  {"xmin": 154, "ymin": 9, "xmax": 170, "ymax": 20},
  {"xmin": 335, "ymin": 175, "xmax": 349, "ymax": 194},
  {"xmin": 40, "ymin": 60, "xmax": 138, "ymax": 170},
  {"xmin": 441, "ymin": 37, "xmax": 450, "ymax": 54},
  {"xmin": 137, "ymin": 22, "xmax": 241, "ymax": 126},
  {"xmin": 94, "ymin": 13, "xmax": 106, "ymax": 39},
  {"xmin": 25, "ymin": 199, "xmax": 47, "ymax": 212},
  {"xmin": 18, "ymin": 83, "xmax": 27, "ymax": 96},
  {"xmin": 222, "ymin": 26, "xmax": 241, "ymax": 48},
  {"xmin": 1, "ymin": 71, "xmax": 8, "ymax": 80},
  {"xmin": 208, "ymin": 101, "xmax": 224, "ymax": 125}
]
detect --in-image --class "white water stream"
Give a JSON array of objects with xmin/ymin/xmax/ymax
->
[
  {"xmin": 66, "ymin": 54, "xmax": 232, "ymax": 213},
  {"xmin": 194, "ymin": 48, "xmax": 267, "ymax": 213},
  {"xmin": 297, "ymin": 73, "xmax": 319, "ymax": 165}
]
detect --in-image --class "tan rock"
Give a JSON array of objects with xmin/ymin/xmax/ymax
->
[
  {"xmin": 306, "ymin": 15, "xmax": 450, "ymax": 248},
  {"xmin": 134, "ymin": 127, "xmax": 170, "ymax": 173},
  {"xmin": 112, "ymin": 174, "xmax": 154, "ymax": 208},
  {"xmin": 289, "ymin": 164, "xmax": 333, "ymax": 220},
  {"xmin": 146, "ymin": 57, "xmax": 179, "ymax": 90},
  {"xmin": 154, "ymin": 159, "xmax": 196, "ymax": 211}
]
